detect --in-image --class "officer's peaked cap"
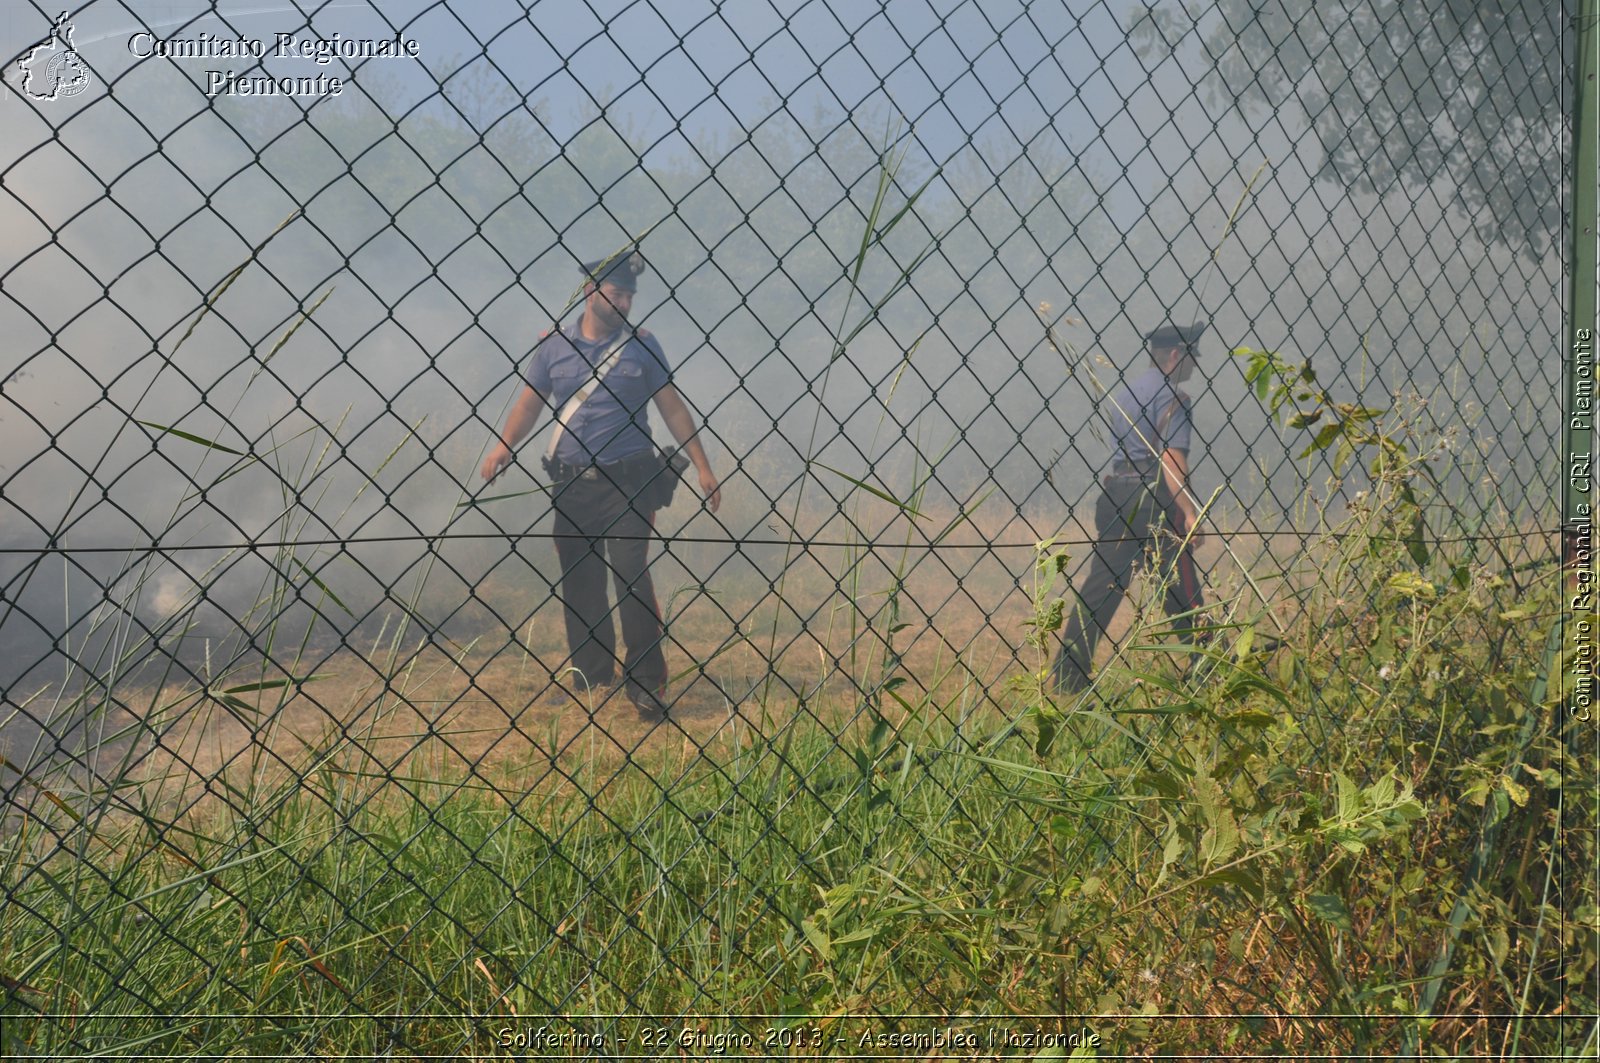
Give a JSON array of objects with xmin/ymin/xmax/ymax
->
[
  {"xmin": 1145, "ymin": 321, "xmax": 1207, "ymax": 348},
  {"xmin": 582, "ymin": 250, "xmax": 646, "ymax": 292}
]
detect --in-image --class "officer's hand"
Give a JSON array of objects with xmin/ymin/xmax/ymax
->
[
  {"xmin": 698, "ymin": 468, "xmax": 722, "ymax": 514},
  {"xmin": 481, "ymin": 445, "xmax": 512, "ymax": 484}
]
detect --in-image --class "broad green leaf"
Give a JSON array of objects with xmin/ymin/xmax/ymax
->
[
  {"xmin": 1366, "ymin": 773, "xmax": 1396, "ymax": 808},
  {"xmin": 1194, "ymin": 774, "xmax": 1239, "ymax": 867},
  {"xmin": 1154, "ymin": 816, "xmax": 1183, "ymax": 890},
  {"xmin": 1335, "ymin": 771, "xmax": 1360, "ymax": 821},
  {"xmin": 1033, "ymin": 710, "xmax": 1058, "ymax": 757},
  {"xmin": 1199, "ymin": 810, "xmax": 1239, "ymax": 868},
  {"xmin": 1500, "ymin": 774, "xmax": 1529, "ymax": 807},
  {"xmin": 1195, "ymin": 865, "xmax": 1265, "ymax": 904},
  {"xmin": 1305, "ymin": 893, "xmax": 1354, "ymax": 932},
  {"xmin": 828, "ymin": 927, "xmax": 879, "ymax": 949},
  {"xmin": 1385, "ymin": 572, "xmax": 1436, "ymax": 600},
  {"xmin": 1298, "ymin": 421, "xmax": 1343, "ymax": 457},
  {"xmin": 800, "ymin": 918, "xmax": 831, "ymax": 962}
]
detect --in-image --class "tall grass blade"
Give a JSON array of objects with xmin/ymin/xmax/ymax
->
[
  {"xmin": 810, "ymin": 462, "xmax": 927, "ymax": 519},
  {"xmin": 135, "ymin": 422, "xmax": 248, "ymax": 456}
]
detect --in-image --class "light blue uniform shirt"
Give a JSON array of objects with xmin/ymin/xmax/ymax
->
[
  {"xmin": 1109, "ymin": 365, "xmax": 1193, "ymax": 471},
  {"xmin": 526, "ymin": 325, "xmax": 672, "ymax": 465}
]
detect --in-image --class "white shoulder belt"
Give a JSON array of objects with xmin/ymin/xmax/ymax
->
[{"xmin": 546, "ymin": 331, "xmax": 631, "ymax": 460}]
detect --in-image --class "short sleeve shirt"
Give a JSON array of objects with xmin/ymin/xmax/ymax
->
[
  {"xmin": 1109, "ymin": 365, "xmax": 1193, "ymax": 469},
  {"xmin": 526, "ymin": 325, "xmax": 672, "ymax": 465}
]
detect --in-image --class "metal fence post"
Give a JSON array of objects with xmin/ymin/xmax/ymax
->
[{"xmin": 1566, "ymin": 0, "xmax": 1599, "ymax": 727}]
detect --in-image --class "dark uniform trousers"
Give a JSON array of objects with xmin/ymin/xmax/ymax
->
[
  {"xmin": 547, "ymin": 454, "xmax": 667, "ymax": 694},
  {"xmin": 1051, "ymin": 471, "xmax": 1205, "ymax": 693}
]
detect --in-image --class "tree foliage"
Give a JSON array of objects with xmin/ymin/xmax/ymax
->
[{"xmin": 1129, "ymin": 0, "xmax": 1564, "ymax": 256}]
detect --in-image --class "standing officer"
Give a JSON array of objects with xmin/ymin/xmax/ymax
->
[
  {"xmin": 1052, "ymin": 321, "xmax": 1207, "ymax": 693},
  {"xmin": 481, "ymin": 251, "xmax": 721, "ymax": 720}
]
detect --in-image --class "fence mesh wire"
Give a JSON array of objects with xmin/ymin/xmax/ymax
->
[{"xmin": 1, "ymin": 0, "xmax": 1590, "ymax": 1057}]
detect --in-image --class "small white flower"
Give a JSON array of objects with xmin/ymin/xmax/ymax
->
[{"xmin": 1378, "ymin": 664, "xmax": 1393, "ymax": 680}]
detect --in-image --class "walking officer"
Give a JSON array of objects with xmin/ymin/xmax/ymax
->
[
  {"xmin": 481, "ymin": 250, "xmax": 722, "ymax": 719},
  {"xmin": 1051, "ymin": 321, "xmax": 1207, "ymax": 693}
]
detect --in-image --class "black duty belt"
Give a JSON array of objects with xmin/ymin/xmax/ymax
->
[
  {"xmin": 545, "ymin": 452, "xmax": 653, "ymax": 482},
  {"xmin": 552, "ymin": 463, "xmax": 605, "ymax": 481}
]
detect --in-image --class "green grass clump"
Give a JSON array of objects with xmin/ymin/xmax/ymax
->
[{"xmin": 1, "ymin": 709, "xmax": 1068, "ymax": 1057}]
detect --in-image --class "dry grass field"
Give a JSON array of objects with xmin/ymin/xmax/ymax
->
[{"xmin": 117, "ymin": 495, "xmax": 1255, "ymax": 802}]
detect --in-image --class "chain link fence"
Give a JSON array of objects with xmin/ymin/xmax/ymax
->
[{"xmin": 2, "ymin": 0, "xmax": 1592, "ymax": 1057}]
